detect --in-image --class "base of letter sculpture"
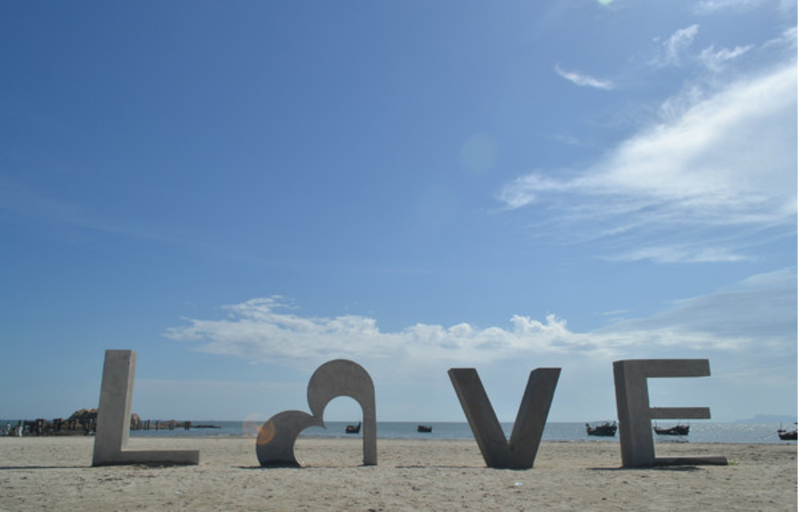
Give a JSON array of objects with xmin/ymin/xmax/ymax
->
[
  {"xmin": 92, "ymin": 350, "xmax": 199, "ymax": 466},
  {"xmin": 449, "ymin": 367, "xmax": 560, "ymax": 469},
  {"xmin": 257, "ymin": 359, "xmax": 377, "ymax": 467},
  {"xmin": 613, "ymin": 359, "xmax": 727, "ymax": 467}
]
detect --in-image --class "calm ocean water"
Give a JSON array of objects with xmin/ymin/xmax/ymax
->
[{"xmin": 105, "ymin": 421, "xmax": 795, "ymax": 444}]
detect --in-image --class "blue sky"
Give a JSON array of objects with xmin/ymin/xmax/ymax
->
[{"xmin": 1, "ymin": 0, "xmax": 796, "ymax": 424}]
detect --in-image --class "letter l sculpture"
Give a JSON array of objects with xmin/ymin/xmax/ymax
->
[{"xmin": 92, "ymin": 350, "xmax": 199, "ymax": 466}]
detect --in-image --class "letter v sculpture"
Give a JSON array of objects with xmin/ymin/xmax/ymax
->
[{"xmin": 448, "ymin": 367, "xmax": 560, "ymax": 469}]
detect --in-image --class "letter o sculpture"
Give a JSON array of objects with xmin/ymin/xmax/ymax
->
[{"xmin": 256, "ymin": 359, "xmax": 377, "ymax": 467}]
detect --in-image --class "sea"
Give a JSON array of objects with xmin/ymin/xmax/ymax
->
[{"xmin": 104, "ymin": 421, "xmax": 795, "ymax": 444}]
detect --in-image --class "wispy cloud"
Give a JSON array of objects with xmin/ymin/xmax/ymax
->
[
  {"xmin": 498, "ymin": 58, "xmax": 797, "ymax": 263},
  {"xmin": 0, "ymin": 178, "xmax": 193, "ymax": 245},
  {"xmin": 693, "ymin": 0, "xmax": 766, "ymax": 15},
  {"xmin": 699, "ymin": 44, "xmax": 753, "ymax": 71},
  {"xmin": 764, "ymin": 26, "xmax": 799, "ymax": 53},
  {"xmin": 602, "ymin": 268, "xmax": 797, "ymax": 352},
  {"xmin": 609, "ymin": 245, "xmax": 750, "ymax": 264},
  {"xmin": 165, "ymin": 270, "xmax": 796, "ymax": 380},
  {"xmin": 652, "ymin": 25, "xmax": 700, "ymax": 68},
  {"xmin": 555, "ymin": 64, "xmax": 614, "ymax": 90}
]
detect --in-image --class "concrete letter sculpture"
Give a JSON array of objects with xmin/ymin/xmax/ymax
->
[
  {"xmin": 257, "ymin": 359, "xmax": 377, "ymax": 467},
  {"xmin": 449, "ymin": 367, "xmax": 560, "ymax": 469},
  {"xmin": 92, "ymin": 350, "xmax": 199, "ymax": 466},
  {"xmin": 613, "ymin": 359, "xmax": 727, "ymax": 467}
]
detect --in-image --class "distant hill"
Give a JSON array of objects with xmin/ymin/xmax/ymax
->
[{"xmin": 735, "ymin": 414, "xmax": 797, "ymax": 424}]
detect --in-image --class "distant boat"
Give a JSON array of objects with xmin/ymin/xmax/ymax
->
[
  {"xmin": 777, "ymin": 424, "xmax": 797, "ymax": 441},
  {"xmin": 654, "ymin": 424, "xmax": 690, "ymax": 436},
  {"xmin": 345, "ymin": 422, "xmax": 361, "ymax": 434},
  {"xmin": 417, "ymin": 425, "xmax": 432, "ymax": 433},
  {"xmin": 585, "ymin": 421, "xmax": 617, "ymax": 437}
]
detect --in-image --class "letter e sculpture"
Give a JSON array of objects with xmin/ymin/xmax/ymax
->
[
  {"xmin": 613, "ymin": 359, "xmax": 727, "ymax": 467},
  {"xmin": 449, "ymin": 367, "xmax": 560, "ymax": 469},
  {"xmin": 92, "ymin": 350, "xmax": 199, "ymax": 466},
  {"xmin": 257, "ymin": 359, "xmax": 377, "ymax": 467}
]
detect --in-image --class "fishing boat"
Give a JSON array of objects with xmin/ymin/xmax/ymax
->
[
  {"xmin": 653, "ymin": 424, "xmax": 689, "ymax": 436},
  {"xmin": 417, "ymin": 425, "xmax": 433, "ymax": 433},
  {"xmin": 585, "ymin": 421, "xmax": 617, "ymax": 437},
  {"xmin": 777, "ymin": 424, "xmax": 797, "ymax": 441},
  {"xmin": 345, "ymin": 422, "xmax": 361, "ymax": 434}
]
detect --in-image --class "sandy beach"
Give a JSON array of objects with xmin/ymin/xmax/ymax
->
[{"xmin": 0, "ymin": 436, "xmax": 795, "ymax": 511}]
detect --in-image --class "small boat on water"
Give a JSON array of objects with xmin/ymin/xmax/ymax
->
[
  {"xmin": 777, "ymin": 424, "xmax": 797, "ymax": 441},
  {"xmin": 654, "ymin": 424, "xmax": 690, "ymax": 436},
  {"xmin": 345, "ymin": 422, "xmax": 361, "ymax": 434},
  {"xmin": 417, "ymin": 425, "xmax": 432, "ymax": 433},
  {"xmin": 585, "ymin": 421, "xmax": 617, "ymax": 437}
]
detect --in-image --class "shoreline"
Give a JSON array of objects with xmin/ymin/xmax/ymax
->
[
  {"xmin": 4, "ymin": 419, "xmax": 792, "ymax": 445},
  {"xmin": 1, "ymin": 437, "xmax": 796, "ymax": 511}
]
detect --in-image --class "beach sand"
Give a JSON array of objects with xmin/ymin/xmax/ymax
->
[{"xmin": 0, "ymin": 436, "xmax": 795, "ymax": 511}]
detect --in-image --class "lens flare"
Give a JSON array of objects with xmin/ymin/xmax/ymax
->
[
  {"xmin": 256, "ymin": 420, "xmax": 276, "ymax": 446},
  {"xmin": 242, "ymin": 413, "xmax": 270, "ymax": 440}
]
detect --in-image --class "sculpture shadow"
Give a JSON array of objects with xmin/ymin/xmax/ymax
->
[
  {"xmin": 0, "ymin": 465, "xmax": 91, "ymax": 470},
  {"xmin": 587, "ymin": 466, "xmax": 703, "ymax": 472},
  {"xmin": 395, "ymin": 464, "xmax": 527, "ymax": 470},
  {"xmin": 237, "ymin": 463, "xmax": 377, "ymax": 470},
  {"xmin": 237, "ymin": 464, "xmax": 303, "ymax": 470}
]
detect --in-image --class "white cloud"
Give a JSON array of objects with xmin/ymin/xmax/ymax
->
[
  {"xmin": 555, "ymin": 64, "xmax": 614, "ymax": 90},
  {"xmin": 165, "ymin": 269, "xmax": 796, "ymax": 369},
  {"xmin": 611, "ymin": 245, "xmax": 750, "ymax": 264},
  {"xmin": 498, "ymin": 61, "xmax": 797, "ymax": 263},
  {"xmin": 163, "ymin": 270, "xmax": 796, "ymax": 421},
  {"xmin": 699, "ymin": 44, "xmax": 753, "ymax": 71},
  {"xmin": 165, "ymin": 297, "xmax": 400, "ymax": 365},
  {"xmin": 165, "ymin": 296, "xmax": 590, "ymax": 367},
  {"xmin": 693, "ymin": 0, "xmax": 766, "ymax": 15},
  {"xmin": 653, "ymin": 25, "xmax": 700, "ymax": 68},
  {"xmin": 764, "ymin": 26, "xmax": 799, "ymax": 53}
]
